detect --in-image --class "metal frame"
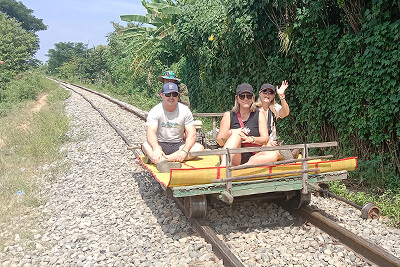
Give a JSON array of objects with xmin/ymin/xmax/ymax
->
[
  {"xmin": 172, "ymin": 170, "xmax": 348, "ymax": 198},
  {"xmin": 184, "ymin": 142, "xmax": 338, "ymax": 203}
]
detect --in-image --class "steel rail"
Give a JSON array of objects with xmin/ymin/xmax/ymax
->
[
  {"xmin": 64, "ymin": 80, "xmax": 148, "ymax": 121},
  {"xmin": 55, "ymin": 80, "xmax": 244, "ymax": 267},
  {"xmin": 60, "ymin": 83, "xmax": 133, "ymax": 148},
  {"xmin": 173, "ymin": 197, "xmax": 245, "ymax": 267},
  {"xmin": 295, "ymin": 205, "xmax": 400, "ymax": 267}
]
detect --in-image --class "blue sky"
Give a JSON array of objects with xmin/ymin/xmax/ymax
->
[{"xmin": 23, "ymin": 0, "xmax": 147, "ymax": 63}]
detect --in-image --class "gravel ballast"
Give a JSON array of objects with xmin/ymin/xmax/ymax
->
[{"xmin": 1, "ymin": 84, "xmax": 399, "ymax": 266}]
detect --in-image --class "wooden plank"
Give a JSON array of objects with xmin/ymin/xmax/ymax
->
[
  {"xmin": 232, "ymin": 180, "xmax": 303, "ymax": 197},
  {"xmin": 212, "ymin": 117, "xmax": 217, "ymax": 139},
  {"xmin": 189, "ymin": 142, "xmax": 338, "ymax": 157},
  {"xmin": 212, "ymin": 168, "xmax": 320, "ymax": 183},
  {"xmin": 172, "ymin": 171, "xmax": 348, "ymax": 198},
  {"xmin": 302, "ymin": 144, "xmax": 309, "ymax": 194},
  {"xmin": 230, "ymin": 155, "xmax": 333, "ymax": 171},
  {"xmin": 193, "ymin": 113, "xmax": 224, "ymax": 117}
]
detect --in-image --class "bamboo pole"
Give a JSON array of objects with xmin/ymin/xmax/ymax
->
[
  {"xmin": 189, "ymin": 142, "xmax": 338, "ymax": 157},
  {"xmin": 230, "ymin": 155, "xmax": 333, "ymax": 171},
  {"xmin": 212, "ymin": 168, "xmax": 320, "ymax": 183}
]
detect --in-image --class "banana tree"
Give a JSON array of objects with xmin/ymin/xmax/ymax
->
[{"xmin": 120, "ymin": 0, "xmax": 195, "ymax": 75}]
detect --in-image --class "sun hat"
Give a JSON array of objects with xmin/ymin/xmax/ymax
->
[
  {"xmin": 236, "ymin": 83, "xmax": 254, "ymax": 95},
  {"xmin": 157, "ymin": 70, "xmax": 181, "ymax": 82},
  {"xmin": 260, "ymin": 83, "xmax": 275, "ymax": 93},
  {"xmin": 162, "ymin": 82, "xmax": 179, "ymax": 94}
]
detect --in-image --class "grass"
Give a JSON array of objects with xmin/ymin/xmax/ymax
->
[{"xmin": 0, "ymin": 74, "xmax": 70, "ymax": 250}]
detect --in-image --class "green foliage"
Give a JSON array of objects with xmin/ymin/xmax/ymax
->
[
  {"xmin": 0, "ymin": 71, "xmax": 44, "ymax": 116},
  {"xmin": 174, "ymin": 0, "xmax": 280, "ymax": 112},
  {"xmin": 0, "ymin": 0, "xmax": 47, "ymax": 32},
  {"xmin": 0, "ymin": 13, "xmax": 39, "ymax": 73},
  {"xmin": 43, "ymin": 0, "xmax": 400, "ymax": 194},
  {"xmin": 55, "ymin": 45, "xmax": 111, "ymax": 85},
  {"xmin": 278, "ymin": 0, "xmax": 400, "ymax": 191},
  {"xmin": 171, "ymin": 0, "xmax": 400, "ymax": 191},
  {"xmin": 46, "ymin": 42, "xmax": 88, "ymax": 74},
  {"xmin": 120, "ymin": 0, "xmax": 186, "ymax": 77}
]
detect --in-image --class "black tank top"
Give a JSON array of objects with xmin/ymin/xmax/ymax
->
[{"xmin": 229, "ymin": 109, "xmax": 260, "ymax": 137}]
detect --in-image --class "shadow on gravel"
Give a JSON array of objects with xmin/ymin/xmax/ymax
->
[
  {"xmin": 131, "ymin": 169, "xmax": 197, "ymax": 240},
  {"xmin": 132, "ymin": 168, "xmax": 341, "ymax": 241}
]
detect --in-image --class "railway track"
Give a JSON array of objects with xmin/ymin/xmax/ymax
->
[{"xmin": 52, "ymin": 78, "xmax": 400, "ymax": 266}]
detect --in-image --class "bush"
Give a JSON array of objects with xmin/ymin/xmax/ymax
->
[{"xmin": 0, "ymin": 71, "xmax": 48, "ymax": 116}]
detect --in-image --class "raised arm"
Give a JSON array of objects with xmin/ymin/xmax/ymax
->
[{"xmin": 276, "ymin": 80, "xmax": 290, "ymax": 118}]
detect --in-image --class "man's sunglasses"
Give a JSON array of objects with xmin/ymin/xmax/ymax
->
[
  {"xmin": 164, "ymin": 92, "xmax": 179, "ymax": 97},
  {"xmin": 261, "ymin": 89, "xmax": 275, "ymax": 95},
  {"xmin": 238, "ymin": 93, "xmax": 253, "ymax": 100}
]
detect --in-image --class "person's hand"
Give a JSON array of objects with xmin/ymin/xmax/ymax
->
[
  {"xmin": 151, "ymin": 146, "xmax": 165, "ymax": 164},
  {"xmin": 267, "ymin": 140, "xmax": 275, "ymax": 146},
  {"xmin": 238, "ymin": 130, "xmax": 249, "ymax": 140},
  {"xmin": 166, "ymin": 149, "xmax": 187, "ymax": 163},
  {"xmin": 276, "ymin": 80, "xmax": 289, "ymax": 96},
  {"xmin": 267, "ymin": 140, "xmax": 281, "ymax": 146},
  {"xmin": 241, "ymin": 135, "xmax": 254, "ymax": 144}
]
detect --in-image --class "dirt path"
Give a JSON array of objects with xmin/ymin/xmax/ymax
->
[{"xmin": 31, "ymin": 94, "xmax": 48, "ymax": 113}]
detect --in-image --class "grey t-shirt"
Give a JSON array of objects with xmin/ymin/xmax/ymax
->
[{"xmin": 146, "ymin": 102, "xmax": 194, "ymax": 143}]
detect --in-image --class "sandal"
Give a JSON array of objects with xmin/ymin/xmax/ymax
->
[
  {"xmin": 291, "ymin": 149, "xmax": 300, "ymax": 159},
  {"xmin": 156, "ymin": 160, "xmax": 182, "ymax": 173},
  {"xmin": 279, "ymin": 149, "xmax": 294, "ymax": 160}
]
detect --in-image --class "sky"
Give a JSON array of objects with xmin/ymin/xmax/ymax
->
[{"xmin": 22, "ymin": 0, "xmax": 147, "ymax": 63}]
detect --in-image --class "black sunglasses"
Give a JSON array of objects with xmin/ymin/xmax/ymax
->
[
  {"xmin": 261, "ymin": 89, "xmax": 275, "ymax": 95},
  {"xmin": 164, "ymin": 92, "xmax": 179, "ymax": 97},
  {"xmin": 238, "ymin": 93, "xmax": 253, "ymax": 100}
]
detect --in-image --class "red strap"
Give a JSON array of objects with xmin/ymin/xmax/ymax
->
[
  {"xmin": 237, "ymin": 112, "xmax": 245, "ymax": 128},
  {"xmin": 242, "ymin": 143, "xmax": 261, "ymax": 148},
  {"xmin": 237, "ymin": 112, "xmax": 261, "ymax": 150}
]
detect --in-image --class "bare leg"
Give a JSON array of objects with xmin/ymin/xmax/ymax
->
[
  {"xmin": 179, "ymin": 142, "xmax": 204, "ymax": 160},
  {"xmin": 246, "ymin": 150, "xmax": 280, "ymax": 165},
  {"xmin": 220, "ymin": 132, "xmax": 243, "ymax": 167},
  {"xmin": 141, "ymin": 141, "xmax": 167, "ymax": 164}
]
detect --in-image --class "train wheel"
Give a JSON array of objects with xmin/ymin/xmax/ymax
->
[
  {"xmin": 317, "ymin": 182, "xmax": 330, "ymax": 197},
  {"xmin": 290, "ymin": 190, "xmax": 311, "ymax": 209},
  {"xmin": 184, "ymin": 195, "xmax": 207, "ymax": 219},
  {"xmin": 361, "ymin": 202, "xmax": 381, "ymax": 219}
]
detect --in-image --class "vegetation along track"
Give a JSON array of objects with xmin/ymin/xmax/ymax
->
[{"xmin": 53, "ymin": 78, "xmax": 400, "ymax": 266}]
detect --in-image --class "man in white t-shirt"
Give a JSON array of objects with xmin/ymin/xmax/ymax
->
[{"xmin": 141, "ymin": 82, "xmax": 204, "ymax": 172}]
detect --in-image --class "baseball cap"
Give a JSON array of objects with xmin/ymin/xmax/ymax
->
[
  {"xmin": 162, "ymin": 82, "xmax": 179, "ymax": 94},
  {"xmin": 260, "ymin": 83, "xmax": 275, "ymax": 93},
  {"xmin": 157, "ymin": 70, "xmax": 181, "ymax": 82},
  {"xmin": 236, "ymin": 83, "xmax": 254, "ymax": 95}
]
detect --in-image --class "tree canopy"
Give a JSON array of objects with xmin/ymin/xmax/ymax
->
[
  {"xmin": 46, "ymin": 42, "xmax": 88, "ymax": 74},
  {"xmin": 0, "ymin": 0, "xmax": 47, "ymax": 32},
  {"xmin": 0, "ymin": 12, "xmax": 39, "ymax": 73}
]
